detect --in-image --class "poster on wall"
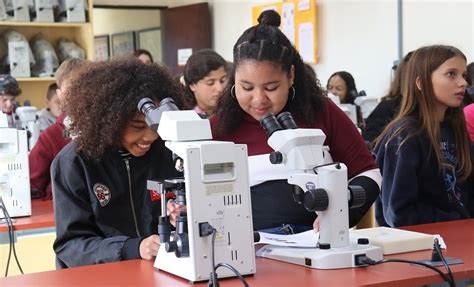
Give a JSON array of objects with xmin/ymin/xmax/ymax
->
[
  {"xmin": 111, "ymin": 31, "xmax": 136, "ymax": 57},
  {"xmin": 136, "ymin": 27, "xmax": 162, "ymax": 63},
  {"xmin": 282, "ymin": 3, "xmax": 295, "ymax": 44},
  {"xmin": 252, "ymin": 0, "xmax": 318, "ymax": 64},
  {"xmin": 177, "ymin": 48, "xmax": 193, "ymax": 66},
  {"xmin": 94, "ymin": 35, "xmax": 110, "ymax": 61}
]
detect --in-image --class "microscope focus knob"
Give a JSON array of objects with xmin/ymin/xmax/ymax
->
[
  {"xmin": 348, "ymin": 185, "xmax": 366, "ymax": 208},
  {"xmin": 304, "ymin": 188, "xmax": 329, "ymax": 212},
  {"xmin": 269, "ymin": 151, "xmax": 283, "ymax": 164},
  {"xmin": 165, "ymin": 241, "xmax": 177, "ymax": 253}
]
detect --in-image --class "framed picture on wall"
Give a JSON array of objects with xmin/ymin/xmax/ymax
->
[
  {"xmin": 136, "ymin": 27, "xmax": 162, "ymax": 63},
  {"xmin": 94, "ymin": 35, "xmax": 110, "ymax": 61},
  {"xmin": 111, "ymin": 31, "xmax": 136, "ymax": 57}
]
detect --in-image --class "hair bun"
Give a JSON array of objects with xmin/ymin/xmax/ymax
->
[{"xmin": 257, "ymin": 10, "xmax": 281, "ymax": 27}]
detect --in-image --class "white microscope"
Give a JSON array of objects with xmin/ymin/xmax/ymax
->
[
  {"xmin": 15, "ymin": 106, "xmax": 40, "ymax": 150},
  {"xmin": 327, "ymin": 92, "xmax": 358, "ymax": 125},
  {"xmin": 0, "ymin": 112, "xmax": 31, "ymax": 219},
  {"xmin": 256, "ymin": 112, "xmax": 383, "ymax": 269},
  {"xmin": 138, "ymin": 98, "xmax": 256, "ymax": 283}
]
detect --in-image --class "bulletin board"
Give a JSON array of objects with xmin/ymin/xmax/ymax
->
[{"xmin": 252, "ymin": 0, "xmax": 318, "ymax": 64}]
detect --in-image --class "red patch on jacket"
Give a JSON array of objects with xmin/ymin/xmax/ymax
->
[
  {"xmin": 149, "ymin": 190, "xmax": 176, "ymax": 202},
  {"xmin": 149, "ymin": 190, "xmax": 161, "ymax": 202}
]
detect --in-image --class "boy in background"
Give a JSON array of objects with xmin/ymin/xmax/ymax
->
[
  {"xmin": 37, "ymin": 83, "xmax": 61, "ymax": 132},
  {"xmin": 0, "ymin": 74, "xmax": 21, "ymax": 128},
  {"xmin": 29, "ymin": 58, "xmax": 86, "ymax": 200}
]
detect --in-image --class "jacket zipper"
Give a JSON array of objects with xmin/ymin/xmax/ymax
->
[{"xmin": 124, "ymin": 159, "xmax": 141, "ymax": 237}]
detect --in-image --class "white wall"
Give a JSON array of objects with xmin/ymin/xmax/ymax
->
[
  {"xmin": 210, "ymin": 0, "xmax": 397, "ymax": 99},
  {"xmin": 314, "ymin": 0, "xmax": 397, "ymax": 99},
  {"xmin": 403, "ymin": 0, "xmax": 473, "ymax": 62},
  {"xmin": 210, "ymin": 0, "xmax": 474, "ymax": 100},
  {"xmin": 93, "ymin": 9, "xmax": 161, "ymax": 35},
  {"xmin": 211, "ymin": 0, "xmax": 276, "ymax": 62}
]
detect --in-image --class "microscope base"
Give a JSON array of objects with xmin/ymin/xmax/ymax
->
[
  {"xmin": 155, "ymin": 241, "xmax": 255, "ymax": 283},
  {"xmin": 258, "ymin": 242, "xmax": 383, "ymax": 269}
]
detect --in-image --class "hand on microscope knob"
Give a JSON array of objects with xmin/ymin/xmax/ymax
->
[
  {"xmin": 167, "ymin": 200, "xmax": 186, "ymax": 227},
  {"xmin": 139, "ymin": 234, "xmax": 160, "ymax": 260},
  {"xmin": 313, "ymin": 217, "xmax": 321, "ymax": 232}
]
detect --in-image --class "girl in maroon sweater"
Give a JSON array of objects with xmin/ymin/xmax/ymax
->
[
  {"xmin": 29, "ymin": 58, "xmax": 86, "ymax": 200},
  {"xmin": 210, "ymin": 10, "xmax": 381, "ymax": 234}
]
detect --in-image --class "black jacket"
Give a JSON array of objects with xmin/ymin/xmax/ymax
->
[
  {"xmin": 375, "ymin": 119, "xmax": 474, "ymax": 227},
  {"xmin": 52, "ymin": 140, "xmax": 176, "ymax": 268}
]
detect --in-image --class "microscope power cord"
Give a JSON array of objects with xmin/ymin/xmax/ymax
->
[
  {"xmin": 0, "ymin": 197, "xmax": 24, "ymax": 277},
  {"xmin": 356, "ymin": 252, "xmax": 455, "ymax": 287},
  {"xmin": 203, "ymin": 224, "xmax": 249, "ymax": 287}
]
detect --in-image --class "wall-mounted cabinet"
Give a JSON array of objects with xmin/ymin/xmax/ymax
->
[{"xmin": 1, "ymin": 2, "xmax": 94, "ymax": 108}]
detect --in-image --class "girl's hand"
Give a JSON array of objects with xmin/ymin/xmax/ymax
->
[
  {"xmin": 313, "ymin": 217, "xmax": 320, "ymax": 232},
  {"xmin": 139, "ymin": 234, "xmax": 160, "ymax": 260},
  {"xmin": 167, "ymin": 200, "xmax": 186, "ymax": 227}
]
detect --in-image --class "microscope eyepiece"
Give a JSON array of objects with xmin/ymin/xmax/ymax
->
[
  {"xmin": 137, "ymin": 97, "xmax": 156, "ymax": 114},
  {"xmin": 158, "ymin": 97, "xmax": 179, "ymax": 111},
  {"xmin": 276, "ymin": 112, "xmax": 298, "ymax": 129},
  {"xmin": 260, "ymin": 112, "xmax": 283, "ymax": 137},
  {"xmin": 137, "ymin": 97, "xmax": 179, "ymax": 131}
]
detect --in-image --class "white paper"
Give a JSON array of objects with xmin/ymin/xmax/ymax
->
[
  {"xmin": 298, "ymin": 0, "xmax": 310, "ymax": 11},
  {"xmin": 282, "ymin": 3, "xmax": 295, "ymax": 44},
  {"xmin": 256, "ymin": 230, "xmax": 319, "ymax": 247},
  {"xmin": 298, "ymin": 22, "xmax": 314, "ymax": 63},
  {"xmin": 177, "ymin": 48, "xmax": 193, "ymax": 66}
]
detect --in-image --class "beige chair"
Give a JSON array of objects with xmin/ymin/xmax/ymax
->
[{"xmin": 354, "ymin": 203, "xmax": 376, "ymax": 229}]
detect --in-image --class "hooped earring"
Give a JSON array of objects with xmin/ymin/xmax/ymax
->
[
  {"xmin": 231, "ymin": 84, "xmax": 236, "ymax": 99},
  {"xmin": 289, "ymin": 86, "xmax": 296, "ymax": 101}
]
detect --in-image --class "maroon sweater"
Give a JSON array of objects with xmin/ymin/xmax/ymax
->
[
  {"xmin": 29, "ymin": 113, "xmax": 70, "ymax": 200},
  {"xmin": 210, "ymin": 99, "xmax": 375, "ymax": 179},
  {"xmin": 210, "ymin": 99, "xmax": 377, "ymax": 229}
]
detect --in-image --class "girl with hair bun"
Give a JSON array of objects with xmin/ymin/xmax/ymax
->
[{"xmin": 210, "ymin": 10, "xmax": 381, "ymax": 234}]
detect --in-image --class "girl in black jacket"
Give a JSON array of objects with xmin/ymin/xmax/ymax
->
[{"xmin": 52, "ymin": 58, "xmax": 184, "ymax": 268}]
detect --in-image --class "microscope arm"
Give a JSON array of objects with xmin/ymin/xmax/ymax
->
[{"xmin": 288, "ymin": 163, "xmax": 351, "ymax": 249}]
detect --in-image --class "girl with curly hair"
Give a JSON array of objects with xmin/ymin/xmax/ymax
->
[
  {"xmin": 51, "ymin": 58, "xmax": 184, "ymax": 268},
  {"xmin": 210, "ymin": 10, "xmax": 381, "ymax": 234},
  {"xmin": 374, "ymin": 45, "xmax": 474, "ymax": 227}
]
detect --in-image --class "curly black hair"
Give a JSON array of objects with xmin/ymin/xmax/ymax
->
[
  {"xmin": 214, "ymin": 10, "xmax": 326, "ymax": 135},
  {"xmin": 64, "ymin": 57, "xmax": 185, "ymax": 159}
]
